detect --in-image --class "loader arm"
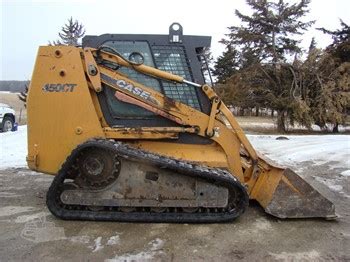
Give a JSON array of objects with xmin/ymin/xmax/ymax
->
[
  {"xmin": 91, "ymin": 47, "xmax": 258, "ymax": 159},
  {"xmin": 80, "ymin": 47, "xmax": 335, "ymax": 219}
]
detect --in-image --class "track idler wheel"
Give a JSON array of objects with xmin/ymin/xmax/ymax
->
[{"xmin": 75, "ymin": 147, "xmax": 120, "ymax": 189}]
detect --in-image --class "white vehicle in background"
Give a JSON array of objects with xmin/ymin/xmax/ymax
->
[{"xmin": 0, "ymin": 103, "xmax": 16, "ymax": 132}]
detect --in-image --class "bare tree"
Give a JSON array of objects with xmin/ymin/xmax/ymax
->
[{"xmin": 18, "ymin": 83, "xmax": 29, "ymax": 108}]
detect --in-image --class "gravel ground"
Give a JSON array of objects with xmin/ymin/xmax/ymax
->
[{"xmin": 0, "ymin": 163, "xmax": 349, "ymax": 262}]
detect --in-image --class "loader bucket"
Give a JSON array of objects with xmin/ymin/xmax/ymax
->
[{"xmin": 250, "ymin": 160, "xmax": 336, "ymax": 219}]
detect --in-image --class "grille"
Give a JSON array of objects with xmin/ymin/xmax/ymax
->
[{"xmin": 152, "ymin": 45, "xmax": 201, "ymax": 110}]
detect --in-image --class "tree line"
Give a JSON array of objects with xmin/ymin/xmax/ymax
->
[
  {"xmin": 212, "ymin": 0, "xmax": 349, "ymax": 132},
  {"xmin": 0, "ymin": 81, "xmax": 30, "ymax": 92}
]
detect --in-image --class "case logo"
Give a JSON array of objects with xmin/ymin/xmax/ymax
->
[
  {"xmin": 101, "ymin": 73, "xmax": 158, "ymax": 103},
  {"xmin": 42, "ymin": 83, "xmax": 77, "ymax": 92},
  {"xmin": 115, "ymin": 79, "xmax": 151, "ymax": 100}
]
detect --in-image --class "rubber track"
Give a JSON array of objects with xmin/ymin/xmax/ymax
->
[{"xmin": 47, "ymin": 139, "xmax": 249, "ymax": 223}]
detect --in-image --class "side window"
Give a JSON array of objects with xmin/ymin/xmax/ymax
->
[{"xmin": 101, "ymin": 41, "xmax": 160, "ymax": 118}]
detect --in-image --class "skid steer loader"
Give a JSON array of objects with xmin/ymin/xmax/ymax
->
[{"xmin": 27, "ymin": 23, "xmax": 335, "ymax": 222}]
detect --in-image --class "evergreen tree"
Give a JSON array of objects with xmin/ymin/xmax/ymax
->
[
  {"xmin": 212, "ymin": 45, "xmax": 240, "ymax": 83},
  {"xmin": 198, "ymin": 47, "xmax": 214, "ymax": 85},
  {"xmin": 219, "ymin": 0, "xmax": 314, "ymax": 131},
  {"xmin": 289, "ymin": 20, "xmax": 350, "ymax": 133},
  {"xmin": 318, "ymin": 19, "xmax": 350, "ymax": 63},
  {"xmin": 313, "ymin": 20, "xmax": 350, "ymax": 132},
  {"xmin": 318, "ymin": 19, "xmax": 350, "ymax": 45},
  {"xmin": 227, "ymin": 0, "xmax": 314, "ymax": 63},
  {"xmin": 290, "ymin": 47, "xmax": 320, "ymax": 129},
  {"xmin": 308, "ymin": 37, "xmax": 317, "ymax": 53},
  {"xmin": 50, "ymin": 17, "xmax": 85, "ymax": 46}
]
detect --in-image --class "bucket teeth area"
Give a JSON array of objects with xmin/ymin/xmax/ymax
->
[{"xmin": 264, "ymin": 168, "xmax": 336, "ymax": 219}]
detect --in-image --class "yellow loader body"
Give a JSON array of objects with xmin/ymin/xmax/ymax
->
[{"xmin": 27, "ymin": 43, "xmax": 335, "ymax": 222}]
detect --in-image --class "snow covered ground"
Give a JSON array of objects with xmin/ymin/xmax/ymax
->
[
  {"xmin": 239, "ymin": 122, "xmax": 350, "ymax": 132},
  {"xmin": 248, "ymin": 134, "xmax": 350, "ymax": 169},
  {"xmin": 0, "ymin": 125, "xmax": 27, "ymax": 169},
  {"xmin": 0, "ymin": 125, "xmax": 349, "ymax": 173}
]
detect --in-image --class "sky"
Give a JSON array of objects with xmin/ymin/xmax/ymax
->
[{"xmin": 1, "ymin": 0, "xmax": 349, "ymax": 80}]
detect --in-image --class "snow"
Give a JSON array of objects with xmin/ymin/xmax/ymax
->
[
  {"xmin": 235, "ymin": 120, "xmax": 350, "ymax": 132},
  {"xmin": 340, "ymin": 170, "xmax": 350, "ymax": 177},
  {"xmin": 106, "ymin": 234, "xmax": 120, "ymax": 246},
  {"xmin": 294, "ymin": 123, "xmax": 350, "ymax": 132},
  {"xmin": 15, "ymin": 212, "xmax": 51, "ymax": 223},
  {"xmin": 106, "ymin": 238, "xmax": 164, "ymax": 262},
  {"xmin": 247, "ymin": 134, "xmax": 350, "ymax": 169},
  {"xmin": 253, "ymin": 218, "xmax": 272, "ymax": 230},
  {"xmin": 269, "ymin": 250, "xmax": 320, "ymax": 261},
  {"xmin": 0, "ymin": 91, "xmax": 20, "ymax": 94},
  {"xmin": 314, "ymin": 177, "xmax": 343, "ymax": 192},
  {"xmin": 69, "ymin": 236, "xmax": 90, "ymax": 244},
  {"xmin": 0, "ymin": 125, "xmax": 27, "ymax": 169},
  {"xmin": 239, "ymin": 122, "xmax": 275, "ymax": 129},
  {"xmin": 68, "ymin": 233, "xmax": 120, "ymax": 252},
  {"xmin": 0, "ymin": 206, "xmax": 37, "ymax": 217},
  {"xmin": 90, "ymin": 236, "xmax": 104, "ymax": 252},
  {"xmin": 0, "ymin": 102, "xmax": 12, "ymax": 107}
]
